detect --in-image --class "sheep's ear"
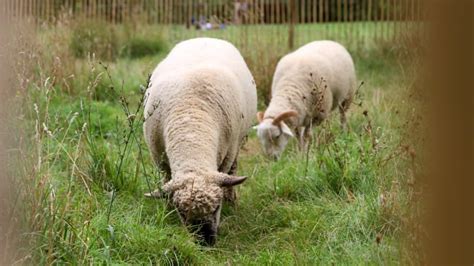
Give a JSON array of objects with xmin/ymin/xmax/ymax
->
[
  {"xmin": 256, "ymin": 112, "xmax": 264, "ymax": 123},
  {"xmin": 216, "ymin": 174, "xmax": 248, "ymax": 187},
  {"xmin": 281, "ymin": 122, "xmax": 294, "ymax": 137},
  {"xmin": 272, "ymin": 110, "xmax": 298, "ymax": 125},
  {"xmin": 161, "ymin": 179, "xmax": 184, "ymax": 194}
]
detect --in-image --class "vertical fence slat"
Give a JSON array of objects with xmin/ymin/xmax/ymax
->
[
  {"xmin": 325, "ymin": 0, "xmax": 329, "ymax": 39},
  {"xmin": 27, "ymin": 0, "xmax": 31, "ymax": 21},
  {"xmin": 288, "ymin": 0, "xmax": 295, "ymax": 50},
  {"xmin": 169, "ymin": 0, "xmax": 172, "ymax": 27},
  {"xmin": 18, "ymin": 0, "xmax": 21, "ymax": 20},
  {"xmin": 386, "ymin": 0, "xmax": 390, "ymax": 39},
  {"xmin": 11, "ymin": 0, "xmax": 14, "ymax": 21},
  {"xmin": 5, "ymin": 0, "xmax": 419, "ymax": 53},
  {"xmin": 319, "ymin": 0, "xmax": 324, "ymax": 38},
  {"xmin": 375, "ymin": 0, "xmax": 379, "ymax": 41},
  {"xmin": 349, "ymin": 0, "xmax": 352, "ymax": 42},
  {"xmin": 343, "ymin": 0, "xmax": 348, "ymax": 41},
  {"xmin": 5, "ymin": 0, "xmax": 8, "ymax": 19}
]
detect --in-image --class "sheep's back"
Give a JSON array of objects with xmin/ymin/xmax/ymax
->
[
  {"xmin": 151, "ymin": 38, "xmax": 255, "ymax": 97},
  {"xmin": 146, "ymin": 37, "xmax": 256, "ymax": 128},
  {"xmin": 144, "ymin": 38, "xmax": 257, "ymax": 166},
  {"xmin": 272, "ymin": 40, "xmax": 356, "ymax": 102}
]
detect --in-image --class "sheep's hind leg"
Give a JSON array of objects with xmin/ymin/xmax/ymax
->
[
  {"xmin": 338, "ymin": 99, "xmax": 351, "ymax": 131},
  {"xmin": 223, "ymin": 159, "xmax": 238, "ymax": 204}
]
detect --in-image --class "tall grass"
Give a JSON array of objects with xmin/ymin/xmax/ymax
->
[{"xmin": 5, "ymin": 19, "xmax": 425, "ymax": 264}]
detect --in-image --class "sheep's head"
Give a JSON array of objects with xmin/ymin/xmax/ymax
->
[
  {"xmin": 161, "ymin": 172, "xmax": 247, "ymax": 246},
  {"xmin": 256, "ymin": 110, "xmax": 298, "ymax": 160}
]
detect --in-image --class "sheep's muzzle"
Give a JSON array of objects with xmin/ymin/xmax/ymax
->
[{"xmin": 191, "ymin": 220, "xmax": 217, "ymax": 246}]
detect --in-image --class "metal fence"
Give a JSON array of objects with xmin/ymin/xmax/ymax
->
[
  {"xmin": 1, "ymin": 0, "xmax": 423, "ymax": 24},
  {"xmin": 0, "ymin": 0, "xmax": 423, "ymax": 50}
]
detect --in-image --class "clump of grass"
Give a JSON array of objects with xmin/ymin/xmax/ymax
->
[
  {"xmin": 70, "ymin": 19, "xmax": 167, "ymax": 61},
  {"xmin": 121, "ymin": 35, "xmax": 168, "ymax": 59},
  {"xmin": 70, "ymin": 20, "xmax": 119, "ymax": 61},
  {"xmin": 244, "ymin": 45, "xmax": 286, "ymax": 107}
]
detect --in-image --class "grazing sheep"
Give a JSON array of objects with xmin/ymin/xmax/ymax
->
[
  {"xmin": 256, "ymin": 40, "xmax": 356, "ymax": 159},
  {"xmin": 143, "ymin": 38, "xmax": 257, "ymax": 245}
]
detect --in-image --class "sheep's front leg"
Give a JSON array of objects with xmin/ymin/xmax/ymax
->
[
  {"xmin": 302, "ymin": 126, "xmax": 313, "ymax": 152},
  {"xmin": 159, "ymin": 161, "xmax": 172, "ymax": 183},
  {"xmin": 223, "ymin": 159, "xmax": 238, "ymax": 204},
  {"xmin": 296, "ymin": 126, "xmax": 312, "ymax": 153},
  {"xmin": 295, "ymin": 127, "xmax": 306, "ymax": 152}
]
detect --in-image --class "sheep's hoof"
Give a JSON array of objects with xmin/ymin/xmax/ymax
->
[{"xmin": 144, "ymin": 189, "xmax": 163, "ymax": 198}]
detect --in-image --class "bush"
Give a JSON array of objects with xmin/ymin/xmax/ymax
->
[
  {"xmin": 70, "ymin": 20, "xmax": 119, "ymax": 61},
  {"xmin": 121, "ymin": 34, "xmax": 167, "ymax": 59}
]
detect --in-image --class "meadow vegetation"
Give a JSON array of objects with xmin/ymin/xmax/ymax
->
[{"xmin": 5, "ymin": 20, "xmax": 424, "ymax": 264}]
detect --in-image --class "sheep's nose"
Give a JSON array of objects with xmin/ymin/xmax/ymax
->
[
  {"xmin": 193, "ymin": 221, "xmax": 217, "ymax": 246},
  {"xmin": 271, "ymin": 154, "xmax": 279, "ymax": 161},
  {"xmin": 201, "ymin": 231, "xmax": 216, "ymax": 246}
]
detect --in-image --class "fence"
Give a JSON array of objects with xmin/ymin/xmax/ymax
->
[
  {"xmin": 0, "ymin": 0, "xmax": 423, "ymax": 51},
  {"xmin": 1, "ymin": 1, "xmax": 423, "ymax": 24}
]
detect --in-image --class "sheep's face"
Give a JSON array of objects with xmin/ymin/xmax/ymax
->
[
  {"xmin": 171, "ymin": 180, "xmax": 222, "ymax": 246},
  {"xmin": 256, "ymin": 120, "xmax": 294, "ymax": 160},
  {"xmin": 255, "ymin": 110, "xmax": 298, "ymax": 160},
  {"xmin": 162, "ymin": 173, "xmax": 247, "ymax": 246}
]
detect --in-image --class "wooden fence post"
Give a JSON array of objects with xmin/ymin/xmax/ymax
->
[{"xmin": 288, "ymin": 0, "xmax": 296, "ymax": 50}]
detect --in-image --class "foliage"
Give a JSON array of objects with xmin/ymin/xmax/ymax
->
[
  {"xmin": 121, "ymin": 34, "xmax": 168, "ymax": 59},
  {"xmin": 70, "ymin": 20, "xmax": 119, "ymax": 61}
]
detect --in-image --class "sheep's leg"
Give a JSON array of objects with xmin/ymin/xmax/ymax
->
[
  {"xmin": 302, "ymin": 126, "xmax": 313, "ymax": 152},
  {"xmin": 339, "ymin": 107, "xmax": 347, "ymax": 131},
  {"xmin": 158, "ymin": 161, "xmax": 171, "ymax": 183},
  {"xmin": 223, "ymin": 159, "xmax": 238, "ymax": 204},
  {"xmin": 338, "ymin": 99, "xmax": 350, "ymax": 131},
  {"xmin": 295, "ymin": 127, "xmax": 305, "ymax": 151}
]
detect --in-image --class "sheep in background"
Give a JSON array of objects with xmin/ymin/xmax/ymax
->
[
  {"xmin": 256, "ymin": 40, "xmax": 356, "ymax": 159},
  {"xmin": 143, "ymin": 38, "xmax": 257, "ymax": 245}
]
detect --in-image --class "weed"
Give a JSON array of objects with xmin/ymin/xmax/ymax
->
[{"xmin": 70, "ymin": 20, "xmax": 119, "ymax": 61}]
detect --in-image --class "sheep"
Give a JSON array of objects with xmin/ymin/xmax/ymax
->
[
  {"xmin": 256, "ymin": 40, "xmax": 356, "ymax": 159},
  {"xmin": 143, "ymin": 37, "xmax": 257, "ymax": 245}
]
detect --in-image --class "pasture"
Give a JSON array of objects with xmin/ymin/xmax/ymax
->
[{"xmin": 6, "ymin": 20, "xmax": 423, "ymax": 265}]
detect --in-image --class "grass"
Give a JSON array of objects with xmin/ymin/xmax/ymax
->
[
  {"xmin": 69, "ymin": 19, "xmax": 168, "ymax": 61},
  {"xmin": 6, "ymin": 21, "xmax": 423, "ymax": 264}
]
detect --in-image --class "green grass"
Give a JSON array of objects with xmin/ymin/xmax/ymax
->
[{"xmin": 11, "ymin": 21, "xmax": 421, "ymax": 264}]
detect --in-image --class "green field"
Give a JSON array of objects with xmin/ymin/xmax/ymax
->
[{"xmin": 9, "ymin": 21, "xmax": 421, "ymax": 264}]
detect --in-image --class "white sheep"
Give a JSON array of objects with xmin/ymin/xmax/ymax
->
[
  {"xmin": 143, "ymin": 37, "xmax": 257, "ymax": 245},
  {"xmin": 256, "ymin": 40, "xmax": 356, "ymax": 159}
]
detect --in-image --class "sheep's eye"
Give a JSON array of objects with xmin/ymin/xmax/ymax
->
[
  {"xmin": 275, "ymin": 131, "xmax": 282, "ymax": 139},
  {"xmin": 269, "ymin": 134, "xmax": 277, "ymax": 143}
]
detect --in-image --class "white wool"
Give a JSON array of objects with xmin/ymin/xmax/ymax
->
[
  {"xmin": 143, "ymin": 38, "xmax": 257, "ymax": 245},
  {"xmin": 257, "ymin": 40, "xmax": 357, "ymax": 159}
]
